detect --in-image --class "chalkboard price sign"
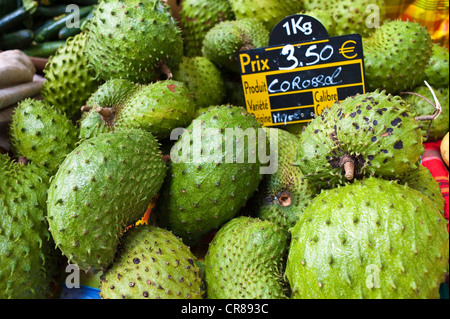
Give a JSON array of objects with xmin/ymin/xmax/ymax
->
[{"xmin": 237, "ymin": 14, "xmax": 366, "ymax": 127}]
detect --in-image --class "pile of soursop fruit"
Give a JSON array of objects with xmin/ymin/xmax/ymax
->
[{"xmin": 1, "ymin": 0, "xmax": 449, "ymax": 299}]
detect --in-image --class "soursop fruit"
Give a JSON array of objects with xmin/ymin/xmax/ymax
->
[
  {"xmin": 204, "ymin": 216, "xmax": 289, "ymax": 299},
  {"xmin": 173, "ymin": 56, "xmax": 226, "ymax": 109},
  {"xmin": 398, "ymin": 164, "xmax": 445, "ymax": 214},
  {"xmin": 115, "ymin": 80, "xmax": 196, "ymax": 139},
  {"xmin": 331, "ymin": 0, "xmax": 386, "ymax": 37},
  {"xmin": 41, "ymin": 31, "xmax": 101, "ymax": 120},
  {"xmin": 0, "ymin": 154, "xmax": 60, "ymax": 299},
  {"xmin": 85, "ymin": 0, "xmax": 183, "ymax": 83},
  {"xmin": 78, "ymin": 78, "xmax": 139, "ymax": 141},
  {"xmin": 301, "ymin": 0, "xmax": 385, "ymax": 37},
  {"xmin": 363, "ymin": 20, "xmax": 432, "ymax": 94},
  {"xmin": 179, "ymin": 0, "xmax": 234, "ymax": 57},
  {"xmin": 79, "ymin": 79, "xmax": 196, "ymax": 140},
  {"xmin": 228, "ymin": 0, "xmax": 302, "ymax": 32},
  {"xmin": 296, "ymin": 90, "xmax": 424, "ymax": 189},
  {"xmin": 403, "ymin": 85, "xmax": 449, "ymax": 142},
  {"xmin": 202, "ymin": 18, "xmax": 269, "ymax": 73},
  {"xmin": 47, "ymin": 129, "xmax": 167, "ymax": 272},
  {"xmin": 286, "ymin": 177, "xmax": 449, "ymax": 299},
  {"xmin": 251, "ymin": 128, "xmax": 318, "ymax": 233},
  {"xmin": 9, "ymin": 98, "xmax": 78, "ymax": 175},
  {"xmin": 424, "ymin": 44, "xmax": 449, "ymax": 89},
  {"xmin": 100, "ymin": 225, "xmax": 204, "ymax": 299},
  {"xmin": 301, "ymin": 9, "xmax": 336, "ymax": 37},
  {"xmin": 155, "ymin": 105, "xmax": 263, "ymax": 246}
]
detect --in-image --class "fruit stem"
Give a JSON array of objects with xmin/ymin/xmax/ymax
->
[
  {"xmin": 277, "ymin": 191, "xmax": 292, "ymax": 207},
  {"xmin": 17, "ymin": 156, "xmax": 28, "ymax": 165},
  {"xmin": 340, "ymin": 155, "xmax": 355, "ymax": 181},
  {"xmin": 400, "ymin": 81, "xmax": 442, "ymax": 140},
  {"xmin": 159, "ymin": 62, "xmax": 173, "ymax": 79},
  {"xmin": 80, "ymin": 105, "xmax": 92, "ymax": 113}
]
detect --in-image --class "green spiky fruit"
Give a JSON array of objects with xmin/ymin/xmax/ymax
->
[
  {"xmin": 363, "ymin": 20, "xmax": 432, "ymax": 94},
  {"xmin": 115, "ymin": 80, "xmax": 196, "ymax": 139},
  {"xmin": 85, "ymin": 0, "xmax": 183, "ymax": 83},
  {"xmin": 179, "ymin": 0, "xmax": 234, "ymax": 57},
  {"xmin": 155, "ymin": 105, "xmax": 263, "ymax": 246},
  {"xmin": 403, "ymin": 85, "xmax": 449, "ymax": 142},
  {"xmin": 79, "ymin": 79, "xmax": 195, "ymax": 140},
  {"xmin": 297, "ymin": 90, "xmax": 424, "ymax": 189},
  {"xmin": 398, "ymin": 164, "xmax": 445, "ymax": 214},
  {"xmin": 251, "ymin": 128, "xmax": 318, "ymax": 233},
  {"xmin": 205, "ymin": 216, "xmax": 289, "ymax": 299},
  {"xmin": 228, "ymin": 0, "xmax": 302, "ymax": 32},
  {"xmin": 301, "ymin": 0, "xmax": 385, "ymax": 37},
  {"xmin": 78, "ymin": 79, "xmax": 139, "ymax": 141},
  {"xmin": 173, "ymin": 56, "xmax": 225, "ymax": 109},
  {"xmin": 286, "ymin": 177, "xmax": 449, "ymax": 299},
  {"xmin": 99, "ymin": 225, "xmax": 204, "ymax": 299},
  {"xmin": 301, "ymin": 9, "xmax": 336, "ymax": 36},
  {"xmin": 41, "ymin": 32, "xmax": 101, "ymax": 120},
  {"xmin": 47, "ymin": 129, "xmax": 167, "ymax": 272},
  {"xmin": 331, "ymin": 0, "xmax": 386, "ymax": 37},
  {"xmin": 202, "ymin": 18, "xmax": 269, "ymax": 73},
  {"xmin": 425, "ymin": 44, "xmax": 449, "ymax": 89},
  {"xmin": 0, "ymin": 155, "xmax": 60, "ymax": 299},
  {"xmin": 9, "ymin": 98, "xmax": 78, "ymax": 175}
]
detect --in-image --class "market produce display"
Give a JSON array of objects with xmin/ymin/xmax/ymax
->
[{"xmin": 0, "ymin": 0, "xmax": 448, "ymax": 300}]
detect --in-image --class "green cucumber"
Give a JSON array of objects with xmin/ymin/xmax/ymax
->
[
  {"xmin": 57, "ymin": 10, "xmax": 92, "ymax": 40},
  {"xmin": 0, "ymin": 1, "xmax": 38, "ymax": 34},
  {"xmin": 22, "ymin": 40, "xmax": 65, "ymax": 57},
  {"xmin": 35, "ymin": 4, "xmax": 69, "ymax": 18},
  {"xmin": 0, "ymin": 29, "xmax": 34, "ymax": 50},
  {"xmin": 33, "ymin": 5, "xmax": 93, "ymax": 42},
  {"xmin": 0, "ymin": 0, "xmax": 18, "ymax": 18}
]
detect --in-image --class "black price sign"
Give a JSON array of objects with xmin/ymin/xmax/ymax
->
[{"xmin": 237, "ymin": 14, "xmax": 366, "ymax": 127}]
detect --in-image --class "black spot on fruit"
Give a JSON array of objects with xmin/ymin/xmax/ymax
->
[
  {"xmin": 394, "ymin": 140, "xmax": 403, "ymax": 150},
  {"xmin": 391, "ymin": 118, "xmax": 402, "ymax": 126}
]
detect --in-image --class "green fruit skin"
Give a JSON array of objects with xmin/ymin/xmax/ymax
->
[
  {"xmin": 228, "ymin": 0, "xmax": 302, "ymax": 32},
  {"xmin": 116, "ymin": 80, "xmax": 196, "ymax": 140},
  {"xmin": 403, "ymin": 85, "xmax": 449, "ymax": 142},
  {"xmin": 363, "ymin": 20, "xmax": 432, "ymax": 94},
  {"xmin": 252, "ymin": 128, "xmax": 318, "ymax": 233},
  {"xmin": 180, "ymin": 0, "xmax": 234, "ymax": 57},
  {"xmin": 202, "ymin": 18, "xmax": 269, "ymax": 73},
  {"xmin": 286, "ymin": 178, "xmax": 449, "ymax": 299},
  {"xmin": 10, "ymin": 98, "xmax": 78, "ymax": 175},
  {"xmin": 302, "ymin": 0, "xmax": 386, "ymax": 37},
  {"xmin": 173, "ymin": 56, "xmax": 226, "ymax": 109},
  {"xmin": 47, "ymin": 129, "xmax": 167, "ymax": 272},
  {"xmin": 155, "ymin": 105, "xmax": 263, "ymax": 246},
  {"xmin": 78, "ymin": 78, "xmax": 140, "ymax": 141},
  {"xmin": 297, "ymin": 90, "xmax": 424, "ymax": 189},
  {"xmin": 205, "ymin": 216, "xmax": 289, "ymax": 299},
  {"xmin": 85, "ymin": 0, "xmax": 183, "ymax": 83},
  {"xmin": 0, "ymin": 155, "xmax": 60, "ymax": 299},
  {"xmin": 300, "ymin": 9, "xmax": 336, "ymax": 37},
  {"xmin": 100, "ymin": 225, "xmax": 204, "ymax": 299},
  {"xmin": 41, "ymin": 32, "xmax": 101, "ymax": 120},
  {"xmin": 398, "ymin": 164, "xmax": 445, "ymax": 214},
  {"xmin": 425, "ymin": 44, "xmax": 449, "ymax": 89}
]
